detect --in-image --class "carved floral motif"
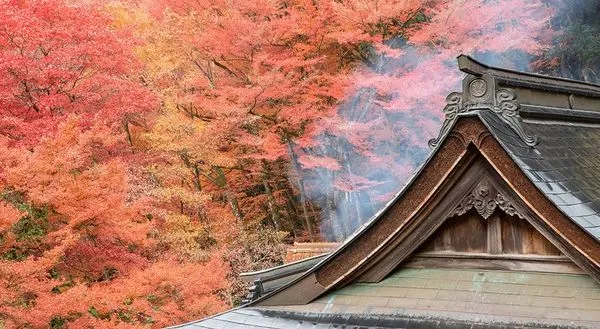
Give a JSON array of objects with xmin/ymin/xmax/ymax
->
[
  {"xmin": 428, "ymin": 92, "xmax": 464, "ymax": 148},
  {"xmin": 451, "ymin": 178, "xmax": 524, "ymax": 220},
  {"xmin": 495, "ymin": 193, "xmax": 524, "ymax": 219},
  {"xmin": 492, "ymin": 88, "xmax": 538, "ymax": 146}
]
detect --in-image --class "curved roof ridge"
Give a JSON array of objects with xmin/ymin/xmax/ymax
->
[{"xmin": 458, "ymin": 54, "xmax": 600, "ymax": 97}]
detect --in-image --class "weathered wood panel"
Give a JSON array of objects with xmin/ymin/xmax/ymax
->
[
  {"xmin": 487, "ymin": 212, "xmax": 502, "ymax": 254},
  {"xmin": 420, "ymin": 208, "xmax": 562, "ymax": 261},
  {"xmin": 422, "ymin": 209, "xmax": 487, "ymax": 253},
  {"xmin": 501, "ymin": 213, "xmax": 561, "ymax": 255}
]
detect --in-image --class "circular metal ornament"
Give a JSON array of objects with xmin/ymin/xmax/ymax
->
[{"xmin": 469, "ymin": 78, "xmax": 487, "ymax": 97}]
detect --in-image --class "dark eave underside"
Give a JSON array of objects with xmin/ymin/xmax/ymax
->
[{"xmin": 239, "ymin": 254, "xmax": 328, "ymax": 303}]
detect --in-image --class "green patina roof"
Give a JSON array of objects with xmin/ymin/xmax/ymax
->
[{"xmin": 270, "ymin": 267, "xmax": 600, "ymax": 327}]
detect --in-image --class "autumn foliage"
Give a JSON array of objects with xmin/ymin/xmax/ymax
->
[
  {"xmin": 0, "ymin": 0, "xmax": 227, "ymax": 327},
  {"xmin": 0, "ymin": 0, "xmax": 569, "ymax": 327}
]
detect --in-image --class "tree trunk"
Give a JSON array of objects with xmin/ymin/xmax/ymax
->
[
  {"xmin": 192, "ymin": 165, "xmax": 202, "ymax": 191},
  {"xmin": 325, "ymin": 169, "xmax": 348, "ymax": 241},
  {"xmin": 286, "ymin": 142, "xmax": 315, "ymax": 241},
  {"xmin": 212, "ymin": 166, "xmax": 244, "ymax": 222},
  {"xmin": 225, "ymin": 189, "xmax": 243, "ymax": 222},
  {"xmin": 263, "ymin": 178, "xmax": 281, "ymax": 231}
]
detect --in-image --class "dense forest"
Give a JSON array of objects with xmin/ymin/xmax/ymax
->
[{"xmin": 0, "ymin": 0, "xmax": 598, "ymax": 328}]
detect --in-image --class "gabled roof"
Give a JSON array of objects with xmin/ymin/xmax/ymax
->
[
  {"xmin": 453, "ymin": 55, "xmax": 600, "ymax": 241},
  {"xmin": 173, "ymin": 55, "xmax": 600, "ymax": 329}
]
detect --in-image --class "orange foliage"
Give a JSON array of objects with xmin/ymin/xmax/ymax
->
[{"xmin": 0, "ymin": 0, "xmax": 227, "ymax": 328}]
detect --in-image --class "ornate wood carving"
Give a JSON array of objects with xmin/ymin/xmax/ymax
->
[
  {"xmin": 428, "ymin": 92, "xmax": 464, "ymax": 148},
  {"xmin": 495, "ymin": 193, "xmax": 522, "ymax": 218},
  {"xmin": 492, "ymin": 88, "xmax": 538, "ymax": 146},
  {"xmin": 428, "ymin": 73, "xmax": 537, "ymax": 148},
  {"xmin": 451, "ymin": 178, "xmax": 525, "ymax": 220}
]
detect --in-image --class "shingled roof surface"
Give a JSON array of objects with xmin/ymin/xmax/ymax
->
[
  {"xmin": 174, "ymin": 268, "xmax": 600, "ymax": 329},
  {"xmin": 170, "ymin": 56, "xmax": 600, "ymax": 329},
  {"xmin": 480, "ymin": 109, "xmax": 600, "ymax": 240}
]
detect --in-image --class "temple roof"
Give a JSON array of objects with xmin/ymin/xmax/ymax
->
[
  {"xmin": 454, "ymin": 54, "xmax": 600, "ymax": 241},
  {"xmin": 239, "ymin": 253, "xmax": 328, "ymax": 304},
  {"xmin": 171, "ymin": 55, "xmax": 600, "ymax": 329}
]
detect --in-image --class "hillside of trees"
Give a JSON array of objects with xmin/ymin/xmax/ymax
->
[{"xmin": 0, "ymin": 0, "xmax": 598, "ymax": 328}]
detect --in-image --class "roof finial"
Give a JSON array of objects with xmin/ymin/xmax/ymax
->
[{"xmin": 429, "ymin": 66, "xmax": 537, "ymax": 148}]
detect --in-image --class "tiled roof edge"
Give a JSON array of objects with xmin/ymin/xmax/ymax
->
[
  {"xmin": 458, "ymin": 54, "xmax": 600, "ymax": 98},
  {"xmin": 253, "ymin": 308, "xmax": 595, "ymax": 329},
  {"xmin": 520, "ymin": 104, "xmax": 600, "ymax": 124}
]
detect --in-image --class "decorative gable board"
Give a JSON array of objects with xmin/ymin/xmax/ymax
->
[{"xmin": 352, "ymin": 151, "xmax": 591, "ymax": 283}]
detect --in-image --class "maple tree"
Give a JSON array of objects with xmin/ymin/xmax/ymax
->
[
  {"xmin": 143, "ymin": 0, "xmax": 553, "ymax": 241},
  {"xmin": 534, "ymin": 0, "xmax": 600, "ymax": 82},
  {"xmin": 0, "ymin": 0, "xmax": 227, "ymax": 328},
  {"xmin": 304, "ymin": 0, "xmax": 554, "ymax": 239}
]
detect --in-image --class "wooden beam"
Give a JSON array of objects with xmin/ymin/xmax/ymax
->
[
  {"xmin": 405, "ymin": 253, "xmax": 583, "ymax": 275},
  {"xmin": 487, "ymin": 212, "xmax": 502, "ymax": 254}
]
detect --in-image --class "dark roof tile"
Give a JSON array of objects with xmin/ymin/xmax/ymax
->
[{"xmin": 479, "ymin": 109, "xmax": 600, "ymax": 241}]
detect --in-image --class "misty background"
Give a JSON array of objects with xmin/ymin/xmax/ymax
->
[{"xmin": 295, "ymin": 0, "xmax": 600, "ymax": 241}]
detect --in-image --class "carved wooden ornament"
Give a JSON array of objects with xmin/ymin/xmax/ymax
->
[
  {"xmin": 429, "ymin": 73, "xmax": 537, "ymax": 148},
  {"xmin": 452, "ymin": 178, "xmax": 524, "ymax": 220}
]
